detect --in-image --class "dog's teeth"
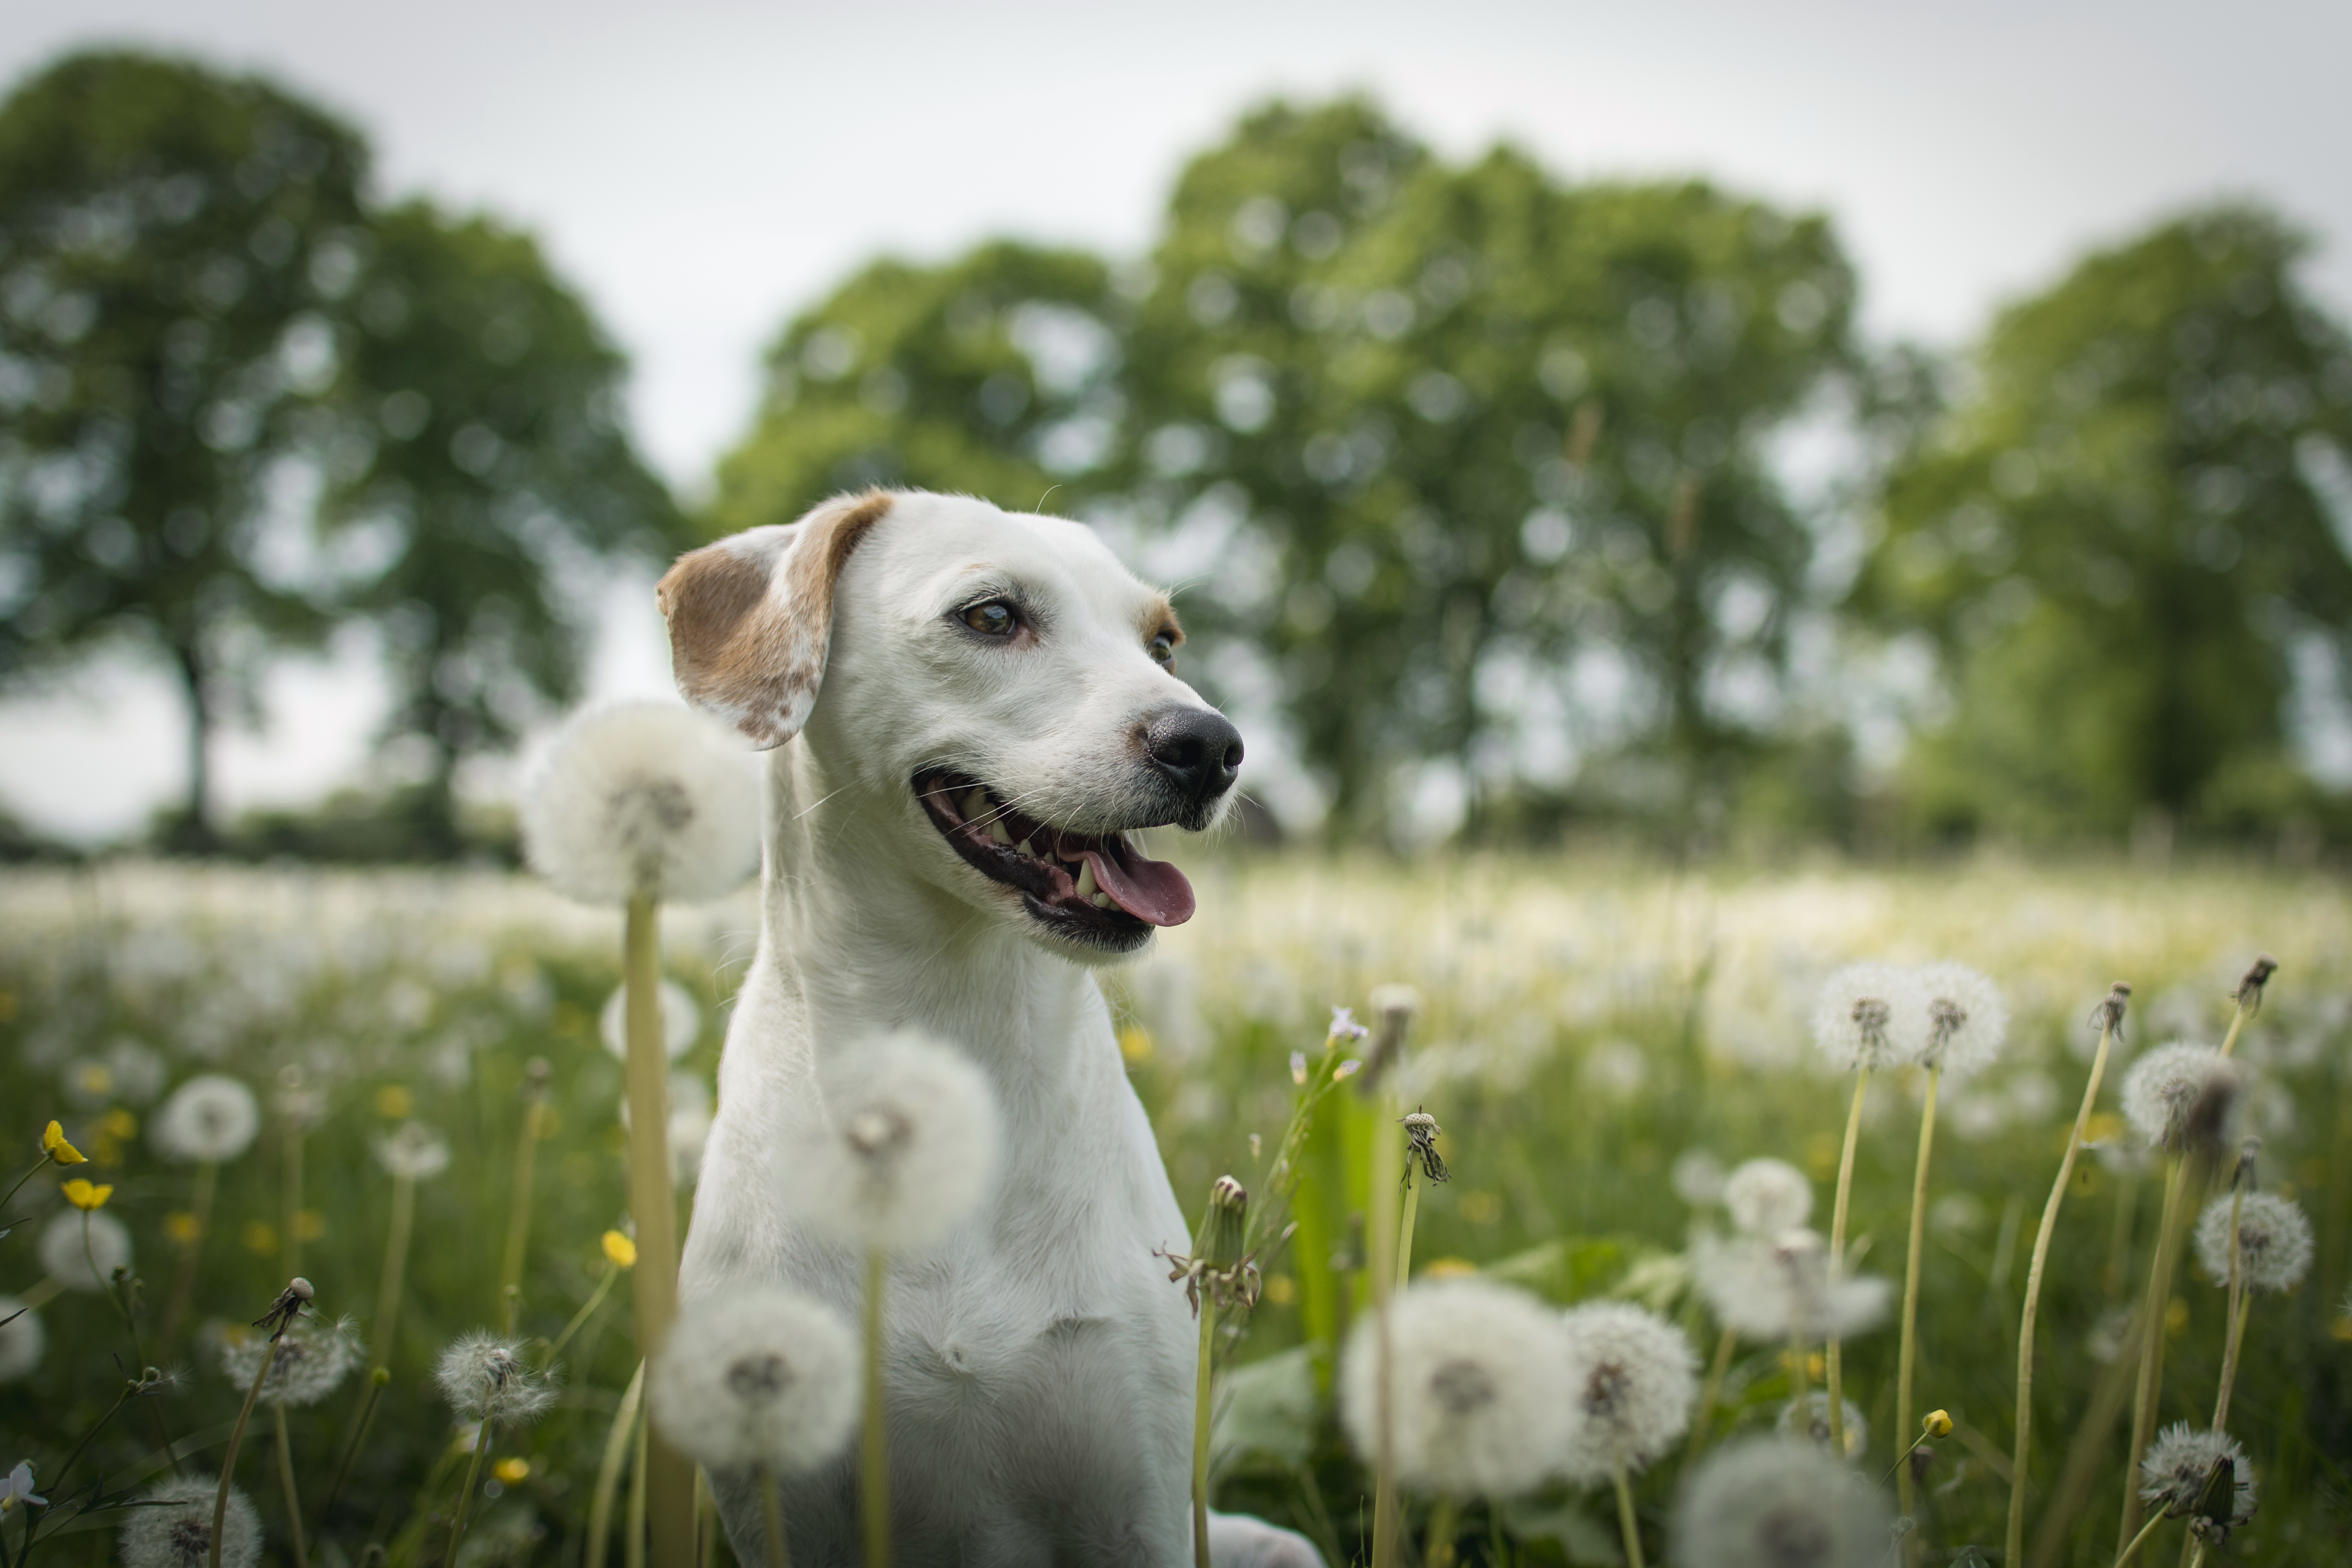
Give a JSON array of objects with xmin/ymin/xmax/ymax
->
[
  {"xmin": 1074, "ymin": 860, "xmax": 1098, "ymax": 899},
  {"xmin": 988, "ymin": 820, "xmax": 1014, "ymax": 846},
  {"xmin": 1089, "ymin": 892, "xmax": 1113, "ymax": 909},
  {"xmin": 1017, "ymin": 838, "xmax": 1035, "ymax": 858},
  {"xmin": 960, "ymin": 788, "xmax": 987, "ymax": 820}
]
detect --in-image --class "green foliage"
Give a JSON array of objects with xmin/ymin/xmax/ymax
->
[
  {"xmin": 1859, "ymin": 205, "xmax": 2352, "ymax": 842},
  {"xmin": 707, "ymin": 241, "xmax": 1124, "ymax": 534},
  {"xmin": 0, "ymin": 51, "xmax": 370, "ymax": 842}
]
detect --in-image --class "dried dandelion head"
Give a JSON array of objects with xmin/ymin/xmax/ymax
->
[
  {"xmin": 2140, "ymin": 1423, "xmax": 2256, "ymax": 1535},
  {"xmin": 522, "ymin": 703, "xmax": 761, "ymax": 905},
  {"xmin": 2194, "ymin": 1192, "xmax": 2313, "ymax": 1294},
  {"xmin": 649, "ymin": 1286, "xmax": 860, "ymax": 1472},
  {"xmin": 1339, "ymin": 1279, "xmax": 1579, "ymax": 1500},
  {"xmin": 1555, "ymin": 1302, "xmax": 1698, "ymax": 1484}
]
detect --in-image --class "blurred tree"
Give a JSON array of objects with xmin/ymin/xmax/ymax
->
[
  {"xmin": 0, "ymin": 51, "xmax": 368, "ymax": 847},
  {"xmin": 706, "ymin": 241, "xmax": 1125, "ymax": 534},
  {"xmin": 1111, "ymin": 98, "xmax": 1858, "ymax": 842},
  {"xmin": 323, "ymin": 200, "xmax": 681, "ymax": 853},
  {"xmin": 1855, "ymin": 205, "xmax": 2352, "ymax": 844}
]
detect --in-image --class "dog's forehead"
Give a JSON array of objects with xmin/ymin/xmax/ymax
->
[{"xmin": 868, "ymin": 494, "xmax": 1153, "ymax": 611}]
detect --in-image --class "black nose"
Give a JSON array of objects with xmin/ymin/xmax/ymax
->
[{"xmin": 1144, "ymin": 709, "xmax": 1244, "ymax": 808}]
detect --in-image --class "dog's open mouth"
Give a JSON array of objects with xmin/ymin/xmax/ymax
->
[{"xmin": 915, "ymin": 771, "xmax": 1196, "ymax": 933}]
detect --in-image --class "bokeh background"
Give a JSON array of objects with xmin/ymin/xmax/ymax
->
[{"xmin": 5, "ymin": 0, "xmax": 2352, "ymax": 861}]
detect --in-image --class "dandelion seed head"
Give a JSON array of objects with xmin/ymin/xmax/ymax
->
[
  {"xmin": 599, "ymin": 980, "xmax": 702, "ymax": 1062},
  {"xmin": 522, "ymin": 702, "xmax": 760, "ymax": 906},
  {"xmin": 786, "ymin": 1031, "xmax": 1000, "ymax": 1254},
  {"xmin": 2194, "ymin": 1192, "xmax": 2314, "ymax": 1294},
  {"xmin": 370, "ymin": 1121, "xmax": 452, "ymax": 1182},
  {"xmin": 650, "ymin": 1286, "xmax": 861, "ymax": 1471},
  {"xmin": 1671, "ymin": 1438, "xmax": 1893, "ymax": 1568},
  {"xmin": 1912, "ymin": 962, "xmax": 2007, "ymax": 1076},
  {"xmin": 2122, "ymin": 1042, "xmax": 2241, "ymax": 1154},
  {"xmin": 152, "ymin": 1075, "xmax": 260, "ymax": 1164},
  {"xmin": 434, "ymin": 1330, "xmax": 557, "ymax": 1428},
  {"xmin": 2140, "ymin": 1423, "xmax": 2256, "ymax": 1524},
  {"xmin": 1776, "ymin": 1392, "xmax": 1870, "ymax": 1460},
  {"xmin": 1671, "ymin": 1149, "xmax": 1726, "ymax": 1208},
  {"xmin": 1339, "ymin": 1279, "xmax": 1579, "ymax": 1500},
  {"xmin": 1555, "ymin": 1302, "xmax": 1698, "ymax": 1483},
  {"xmin": 118, "ymin": 1477, "xmax": 261, "ymax": 1568},
  {"xmin": 0, "ymin": 1298, "xmax": 43, "ymax": 1381},
  {"xmin": 1693, "ymin": 1230, "xmax": 1890, "ymax": 1345},
  {"xmin": 1811, "ymin": 964, "xmax": 1915, "ymax": 1072},
  {"xmin": 1723, "ymin": 1158, "xmax": 1813, "ymax": 1236},
  {"xmin": 36, "ymin": 1210, "xmax": 130, "ymax": 1293},
  {"xmin": 216, "ymin": 1314, "xmax": 360, "ymax": 1407}
]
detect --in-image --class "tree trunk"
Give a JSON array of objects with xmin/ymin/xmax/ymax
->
[{"xmin": 165, "ymin": 636, "xmax": 217, "ymax": 853}]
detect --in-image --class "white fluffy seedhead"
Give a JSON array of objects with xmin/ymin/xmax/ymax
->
[
  {"xmin": 522, "ymin": 703, "xmax": 760, "ymax": 905},
  {"xmin": 1693, "ymin": 1230, "xmax": 1891, "ymax": 1345},
  {"xmin": 1671, "ymin": 1438, "xmax": 1893, "ymax": 1568},
  {"xmin": 1811, "ymin": 964, "xmax": 1917, "ymax": 1072},
  {"xmin": 217, "ymin": 1314, "xmax": 361, "ymax": 1408},
  {"xmin": 1723, "ymin": 1158, "xmax": 1814, "ymax": 1237},
  {"xmin": 2140, "ymin": 1423, "xmax": 2256, "ymax": 1525},
  {"xmin": 118, "ymin": 1477, "xmax": 262, "ymax": 1568},
  {"xmin": 1912, "ymin": 962, "xmax": 2007, "ymax": 1076},
  {"xmin": 0, "ymin": 1296, "xmax": 43, "ymax": 1381},
  {"xmin": 599, "ymin": 979, "xmax": 702, "ymax": 1061},
  {"xmin": 38, "ymin": 1210, "xmax": 131, "ymax": 1293},
  {"xmin": 434, "ymin": 1330, "xmax": 558, "ymax": 1428},
  {"xmin": 2194, "ymin": 1192, "xmax": 2314, "ymax": 1294},
  {"xmin": 786, "ymin": 1030, "xmax": 1001, "ymax": 1254},
  {"xmin": 2121, "ymin": 1042, "xmax": 2242, "ymax": 1154},
  {"xmin": 1339, "ymin": 1278, "xmax": 1579, "ymax": 1501},
  {"xmin": 651, "ymin": 1286, "xmax": 861, "ymax": 1472},
  {"xmin": 152, "ymin": 1074, "xmax": 261, "ymax": 1164},
  {"xmin": 1776, "ymin": 1391, "xmax": 1870, "ymax": 1460},
  {"xmin": 371, "ymin": 1121, "xmax": 453, "ymax": 1182},
  {"xmin": 1556, "ymin": 1302, "xmax": 1699, "ymax": 1483}
]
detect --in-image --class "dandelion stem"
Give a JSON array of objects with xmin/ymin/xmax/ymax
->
[
  {"xmin": 1896, "ymin": 1065, "xmax": 1940, "ymax": 1545},
  {"xmin": 622, "ymin": 893, "xmax": 695, "ymax": 1568},
  {"xmin": 1686, "ymin": 1325, "xmax": 1738, "ymax": 1465},
  {"xmin": 628, "ymin": 1406, "xmax": 650, "ymax": 1568},
  {"xmin": 0, "ymin": 1151, "xmax": 56, "ymax": 1218},
  {"xmin": 160, "ymin": 1159, "xmax": 218, "ymax": 1354},
  {"xmin": 1423, "ymin": 1494, "xmax": 1460, "ymax": 1568},
  {"xmin": 1365, "ymin": 1088, "xmax": 1405, "ymax": 1568},
  {"xmin": 1789, "ymin": 1335, "xmax": 1810, "ymax": 1409},
  {"xmin": 1192, "ymin": 1292, "xmax": 1216, "ymax": 1568},
  {"xmin": 374, "ymin": 1172, "xmax": 416, "ymax": 1370},
  {"xmin": 1611, "ymin": 1461, "xmax": 1646, "ymax": 1568},
  {"xmin": 756, "ymin": 1461, "xmax": 789, "ymax": 1568},
  {"xmin": 2211, "ymin": 1178, "xmax": 2254, "ymax": 1431},
  {"xmin": 2113, "ymin": 1506, "xmax": 2169, "ymax": 1566},
  {"xmin": 212, "ymin": 1313, "xmax": 283, "ymax": 1568},
  {"xmin": 498, "ymin": 1092, "xmax": 547, "ymax": 1334},
  {"xmin": 586, "ymin": 1360, "xmax": 645, "ymax": 1568},
  {"xmin": 444, "ymin": 1425, "xmax": 493, "ymax": 1568},
  {"xmin": 273, "ymin": 1402, "xmax": 309, "ymax": 1568},
  {"xmin": 283, "ymin": 1104, "xmax": 304, "ymax": 1280},
  {"xmin": 2105, "ymin": 1166, "xmax": 2141, "ymax": 1301},
  {"xmin": 2119, "ymin": 1154, "xmax": 2193, "ymax": 1552},
  {"xmin": 1824, "ymin": 1066, "xmax": 1869, "ymax": 1458},
  {"xmin": 2006, "ymin": 1000, "xmax": 2119, "ymax": 1568},
  {"xmin": 318, "ymin": 1368, "xmax": 387, "ymax": 1530},
  {"xmin": 861, "ymin": 1246, "xmax": 890, "ymax": 1568},
  {"xmin": 546, "ymin": 1262, "xmax": 622, "ymax": 1368}
]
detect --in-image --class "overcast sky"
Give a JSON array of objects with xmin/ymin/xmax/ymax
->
[{"xmin": 5, "ymin": 0, "xmax": 2349, "ymax": 839}]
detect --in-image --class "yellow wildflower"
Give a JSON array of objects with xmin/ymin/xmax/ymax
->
[
  {"xmin": 493, "ymin": 1457, "xmax": 531, "ymax": 1485},
  {"xmin": 165, "ymin": 1212, "xmax": 201, "ymax": 1245},
  {"xmin": 41, "ymin": 1121, "xmax": 86, "ymax": 1166},
  {"xmin": 601, "ymin": 1230, "xmax": 638, "ymax": 1270},
  {"xmin": 1923, "ymin": 1409, "xmax": 1954, "ymax": 1438},
  {"xmin": 374, "ymin": 1084, "xmax": 416, "ymax": 1119},
  {"xmin": 61, "ymin": 1178, "xmax": 112, "ymax": 1210}
]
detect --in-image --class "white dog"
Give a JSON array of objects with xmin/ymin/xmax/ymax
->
[{"xmin": 659, "ymin": 489, "xmax": 1321, "ymax": 1568}]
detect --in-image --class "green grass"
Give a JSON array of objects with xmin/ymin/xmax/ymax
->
[{"xmin": 2, "ymin": 853, "xmax": 2348, "ymax": 1565}]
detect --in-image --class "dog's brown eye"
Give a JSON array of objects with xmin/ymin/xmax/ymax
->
[
  {"xmin": 962, "ymin": 601, "xmax": 1017, "ymax": 637},
  {"xmin": 1148, "ymin": 632, "xmax": 1178, "ymax": 668}
]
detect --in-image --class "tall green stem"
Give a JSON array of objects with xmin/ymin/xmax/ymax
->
[
  {"xmin": 444, "ymin": 1425, "xmax": 492, "ymax": 1568},
  {"xmin": 1896, "ymin": 1067, "xmax": 1940, "ymax": 1548},
  {"xmin": 1685, "ymin": 1325, "xmax": 1738, "ymax": 1467},
  {"xmin": 1612, "ymin": 1461, "xmax": 1645, "ymax": 1568},
  {"xmin": 273, "ymin": 1403, "xmax": 308, "ymax": 1568},
  {"xmin": 2211, "ymin": 1183, "xmax": 2252, "ymax": 1431},
  {"xmin": 2119, "ymin": 1156, "xmax": 2192, "ymax": 1552},
  {"xmin": 756, "ymin": 1462, "xmax": 789, "ymax": 1568},
  {"xmin": 160, "ymin": 1160, "xmax": 218, "ymax": 1354},
  {"xmin": 499, "ymin": 1094, "xmax": 547, "ymax": 1333},
  {"xmin": 622, "ymin": 895, "xmax": 694, "ymax": 1568},
  {"xmin": 1192, "ymin": 1296, "xmax": 1216, "ymax": 1568},
  {"xmin": 862, "ymin": 1247, "xmax": 890, "ymax": 1568},
  {"xmin": 2114, "ymin": 1506, "xmax": 2169, "ymax": 1566},
  {"xmin": 2006, "ymin": 1009, "xmax": 2118, "ymax": 1568},
  {"xmin": 1423, "ymin": 1495, "xmax": 1460, "ymax": 1568},
  {"xmin": 1825, "ymin": 1068, "xmax": 1869, "ymax": 1458},
  {"xmin": 1394, "ymin": 1169, "xmax": 1423, "ymax": 1291},
  {"xmin": 586, "ymin": 1361, "xmax": 645, "ymax": 1568},
  {"xmin": 374, "ymin": 1174, "xmax": 416, "ymax": 1370},
  {"xmin": 211, "ymin": 1322, "xmax": 278, "ymax": 1568},
  {"xmin": 283, "ymin": 1103, "xmax": 305, "ymax": 1280},
  {"xmin": 1366, "ymin": 1092, "xmax": 1405, "ymax": 1568}
]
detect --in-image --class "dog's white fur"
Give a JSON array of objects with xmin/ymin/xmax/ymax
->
[{"xmin": 662, "ymin": 490, "xmax": 1319, "ymax": 1568}]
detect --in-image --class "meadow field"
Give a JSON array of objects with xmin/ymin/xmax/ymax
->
[{"xmin": 1, "ymin": 851, "xmax": 2347, "ymax": 1566}]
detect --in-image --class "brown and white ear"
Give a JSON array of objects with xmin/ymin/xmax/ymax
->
[{"xmin": 655, "ymin": 490, "xmax": 895, "ymax": 748}]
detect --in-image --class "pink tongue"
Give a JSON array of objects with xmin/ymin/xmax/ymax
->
[{"xmin": 1081, "ymin": 844, "xmax": 1196, "ymax": 927}]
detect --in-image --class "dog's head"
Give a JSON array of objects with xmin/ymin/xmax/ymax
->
[{"xmin": 657, "ymin": 490, "xmax": 1242, "ymax": 959}]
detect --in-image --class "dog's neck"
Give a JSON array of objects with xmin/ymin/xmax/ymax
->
[{"xmin": 751, "ymin": 742, "xmax": 1110, "ymax": 1104}]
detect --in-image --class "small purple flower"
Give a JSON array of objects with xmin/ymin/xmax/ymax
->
[
  {"xmin": 1330, "ymin": 1007, "xmax": 1370, "ymax": 1042},
  {"xmin": 1290, "ymin": 1051, "xmax": 1309, "ymax": 1085}
]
